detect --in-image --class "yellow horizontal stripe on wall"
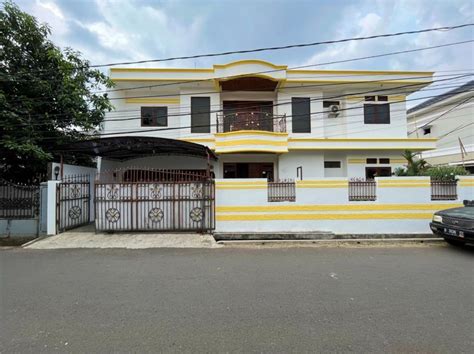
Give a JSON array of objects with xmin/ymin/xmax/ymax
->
[
  {"xmin": 216, "ymin": 204, "xmax": 462, "ymax": 213},
  {"xmin": 216, "ymin": 131, "xmax": 288, "ymax": 137},
  {"xmin": 216, "ymin": 148, "xmax": 288, "ymax": 154},
  {"xmin": 216, "ymin": 139, "xmax": 288, "ymax": 147},
  {"xmin": 287, "ymin": 69, "xmax": 433, "ymax": 76},
  {"xmin": 378, "ymin": 183, "xmax": 431, "ymax": 188},
  {"xmin": 347, "ymin": 159, "xmax": 367, "ymax": 164},
  {"xmin": 217, "ymin": 213, "xmax": 435, "ymax": 221},
  {"xmin": 378, "ymin": 179, "xmax": 429, "ymax": 184},
  {"xmin": 289, "ymin": 147, "xmax": 436, "ymax": 151},
  {"xmin": 125, "ymin": 98, "xmax": 180, "ymax": 104},
  {"xmin": 288, "ymin": 138, "xmax": 437, "ymax": 142}
]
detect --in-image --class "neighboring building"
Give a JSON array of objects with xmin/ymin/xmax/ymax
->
[
  {"xmin": 408, "ymin": 80, "xmax": 474, "ymax": 173},
  {"xmin": 100, "ymin": 60, "xmax": 436, "ymax": 180}
]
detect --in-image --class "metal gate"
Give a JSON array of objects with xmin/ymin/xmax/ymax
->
[
  {"xmin": 56, "ymin": 175, "xmax": 91, "ymax": 232},
  {"xmin": 95, "ymin": 181, "xmax": 215, "ymax": 232}
]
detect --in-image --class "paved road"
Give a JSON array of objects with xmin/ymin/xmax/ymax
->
[{"xmin": 1, "ymin": 246, "xmax": 473, "ymax": 353}]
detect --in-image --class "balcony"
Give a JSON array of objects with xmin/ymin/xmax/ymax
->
[{"xmin": 216, "ymin": 112, "xmax": 287, "ymax": 133}]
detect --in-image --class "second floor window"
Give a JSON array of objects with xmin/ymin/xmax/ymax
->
[
  {"xmin": 364, "ymin": 103, "xmax": 390, "ymax": 124},
  {"xmin": 292, "ymin": 97, "xmax": 311, "ymax": 133},
  {"xmin": 141, "ymin": 107, "xmax": 168, "ymax": 127},
  {"xmin": 191, "ymin": 97, "xmax": 211, "ymax": 133}
]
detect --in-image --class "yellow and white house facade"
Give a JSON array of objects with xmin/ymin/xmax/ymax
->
[
  {"xmin": 93, "ymin": 60, "xmax": 474, "ymax": 234},
  {"xmin": 101, "ymin": 59, "xmax": 436, "ymax": 180}
]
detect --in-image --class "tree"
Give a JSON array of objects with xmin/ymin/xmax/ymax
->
[
  {"xmin": 0, "ymin": 1, "xmax": 113, "ymax": 181},
  {"xmin": 394, "ymin": 150, "xmax": 428, "ymax": 176}
]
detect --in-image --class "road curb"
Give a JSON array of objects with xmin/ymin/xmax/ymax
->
[
  {"xmin": 21, "ymin": 235, "xmax": 52, "ymax": 248},
  {"xmin": 217, "ymin": 238, "xmax": 446, "ymax": 248}
]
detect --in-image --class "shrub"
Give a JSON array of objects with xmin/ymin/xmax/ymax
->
[{"xmin": 424, "ymin": 166, "xmax": 469, "ymax": 181}]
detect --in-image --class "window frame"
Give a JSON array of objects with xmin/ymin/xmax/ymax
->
[
  {"xmin": 140, "ymin": 106, "xmax": 168, "ymax": 127},
  {"xmin": 324, "ymin": 161, "xmax": 342, "ymax": 168},
  {"xmin": 366, "ymin": 158, "xmax": 378, "ymax": 164},
  {"xmin": 363, "ymin": 103, "xmax": 390, "ymax": 124},
  {"xmin": 191, "ymin": 97, "xmax": 211, "ymax": 133},
  {"xmin": 291, "ymin": 97, "xmax": 311, "ymax": 133}
]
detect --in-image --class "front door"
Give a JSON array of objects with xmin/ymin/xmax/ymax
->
[
  {"xmin": 365, "ymin": 167, "xmax": 392, "ymax": 180},
  {"xmin": 223, "ymin": 163, "xmax": 274, "ymax": 181}
]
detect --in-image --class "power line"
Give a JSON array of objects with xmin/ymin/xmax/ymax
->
[
  {"xmin": 408, "ymin": 95, "xmax": 474, "ymax": 134},
  {"xmin": 439, "ymin": 122, "xmax": 474, "ymax": 139},
  {"xmin": 11, "ymin": 75, "xmax": 469, "ymax": 124},
  {"xmin": 4, "ymin": 39, "xmax": 472, "ymax": 97},
  {"xmin": 5, "ymin": 75, "xmax": 470, "ymax": 128},
  {"xmin": 26, "ymin": 86, "xmax": 474, "ymax": 140},
  {"xmin": 90, "ymin": 24, "xmax": 474, "ymax": 68},
  {"xmin": 9, "ymin": 71, "xmax": 466, "ymax": 120},
  {"xmin": 47, "ymin": 112, "xmax": 474, "ymax": 155}
]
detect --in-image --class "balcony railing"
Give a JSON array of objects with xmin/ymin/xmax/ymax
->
[{"xmin": 216, "ymin": 112, "xmax": 286, "ymax": 133}]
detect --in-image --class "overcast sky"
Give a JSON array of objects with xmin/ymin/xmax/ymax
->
[{"xmin": 14, "ymin": 0, "xmax": 474, "ymax": 106}]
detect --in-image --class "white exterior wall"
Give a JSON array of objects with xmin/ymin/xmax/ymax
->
[
  {"xmin": 276, "ymin": 89, "xmax": 324, "ymax": 137},
  {"xmin": 215, "ymin": 176, "xmax": 472, "ymax": 234},
  {"xmin": 180, "ymin": 89, "xmax": 220, "ymax": 138},
  {"xmin": 278, "ymin": 151, "xmax": 324, "ymax": 179},
  {"xmin": 342, "ymin": 99, "xmax": 407, "ymax": 138}
]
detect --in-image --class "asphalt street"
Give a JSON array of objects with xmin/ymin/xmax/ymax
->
[{"xmin": 1, "ymin": 246, "xmax": 473, "ymax": 353}]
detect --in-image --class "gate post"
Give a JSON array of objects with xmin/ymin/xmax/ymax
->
[{"xmin": 45, "ymin": 180, "xmax": 61, "ymax": 235}]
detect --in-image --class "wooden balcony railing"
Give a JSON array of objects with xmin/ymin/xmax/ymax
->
[{"xmin": 216, "ymin": 112, "xmax": 286, "ymax": 133}]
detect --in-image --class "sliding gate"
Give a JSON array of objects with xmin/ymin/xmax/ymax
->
[{"xmin": 95, "ymin": 181, "xmax": 215, "ymax": 232}]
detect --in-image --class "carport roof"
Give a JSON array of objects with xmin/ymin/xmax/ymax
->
[{"xmin": 56, "ymin": 136, "xmax": 217, "ymax": 161}]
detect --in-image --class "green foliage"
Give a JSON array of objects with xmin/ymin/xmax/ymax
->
[
  {"xmin": 393, "ymin": 151, "xmax": 469, "ymax": 180},
  {"xmin": 0, "ymin": 1, "xmax": 114, "ymax": 180},
  {"xmin": 424, "ymin": 166, "xmax": 469, "ymax": 181},
  {"xmin": 394, "ymin": 150, "xmax": 429, "ymax": 176}
]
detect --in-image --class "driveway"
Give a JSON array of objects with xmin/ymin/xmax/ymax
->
[{"xmin": 1, "ymin": 246, "xmax": 473, "ymax": 352}]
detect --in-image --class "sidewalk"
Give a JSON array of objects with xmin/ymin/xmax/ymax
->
[
  {"xmin": 23, "ymin": 225, "xmax": 445, "ymax": 250},
  {"xmin": 25, "ymin": 225, "xmax": 218, "ymax": 249}
]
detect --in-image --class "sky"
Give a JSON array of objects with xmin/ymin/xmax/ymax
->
[{"xmin": 13, "ymin": 0, "xmax": 474, "ymax": 107}]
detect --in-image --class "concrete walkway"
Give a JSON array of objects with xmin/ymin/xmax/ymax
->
[{"xmin": 25, "ymin": 225, "xmax": 219, "ymax": 249}]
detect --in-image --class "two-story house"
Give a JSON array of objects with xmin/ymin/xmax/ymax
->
[{"xmin": 99, "ymin": 60, "xmax": 436, "ymax": 181}]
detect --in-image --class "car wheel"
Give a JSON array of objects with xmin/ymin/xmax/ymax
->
[{"xmin": 444, "ymin": 238, "xmax": 465, "ymax": 247}]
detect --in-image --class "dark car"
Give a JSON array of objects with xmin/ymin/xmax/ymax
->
[{"xmin": 430, "ymin": 200, "xmax": 474, "ymax": 246}]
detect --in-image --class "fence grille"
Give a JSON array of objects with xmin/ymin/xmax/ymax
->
[
  {"xmin": 268, "ymin": 180, "xmax": 296, "ymax": 202},
  {"xmin": 349, "ymin": 181, "xmax": 377, "ymax": 201},
  {"xmin": 0, "ymin": 180, "xmax": 40, "ymax": 218},
  {"xmin": 431, "ymin": 180, "xmax": 457, "ymax": 200},
  {"xmin": 95, "ymin": 181, "xmax": 215, "ymax": 232}
]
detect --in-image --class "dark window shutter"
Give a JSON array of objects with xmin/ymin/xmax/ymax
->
[
  {"xmin": 292, "ymin": 97, "xmax": 311, "ymax": 133},
  {"xmin": 364, "ymin": 103, "xmax": 390, "ymax": 124},
  {"xmin": 191, "ymin": 97, "xmax": 211, "ymax": 133}
]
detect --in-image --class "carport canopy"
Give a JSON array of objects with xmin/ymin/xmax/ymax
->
[{"xmin": 56, "ymin": 136, "xmax": 217, "ymax": 161}]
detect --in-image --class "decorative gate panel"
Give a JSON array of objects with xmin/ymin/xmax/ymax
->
[
  {"xmin": 95, "ymin": 181, "xmax": 215, "ymax": 232},
  {"xmin": 57, "ymin": 176, "xmax": 91, "ymax": 232}
]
